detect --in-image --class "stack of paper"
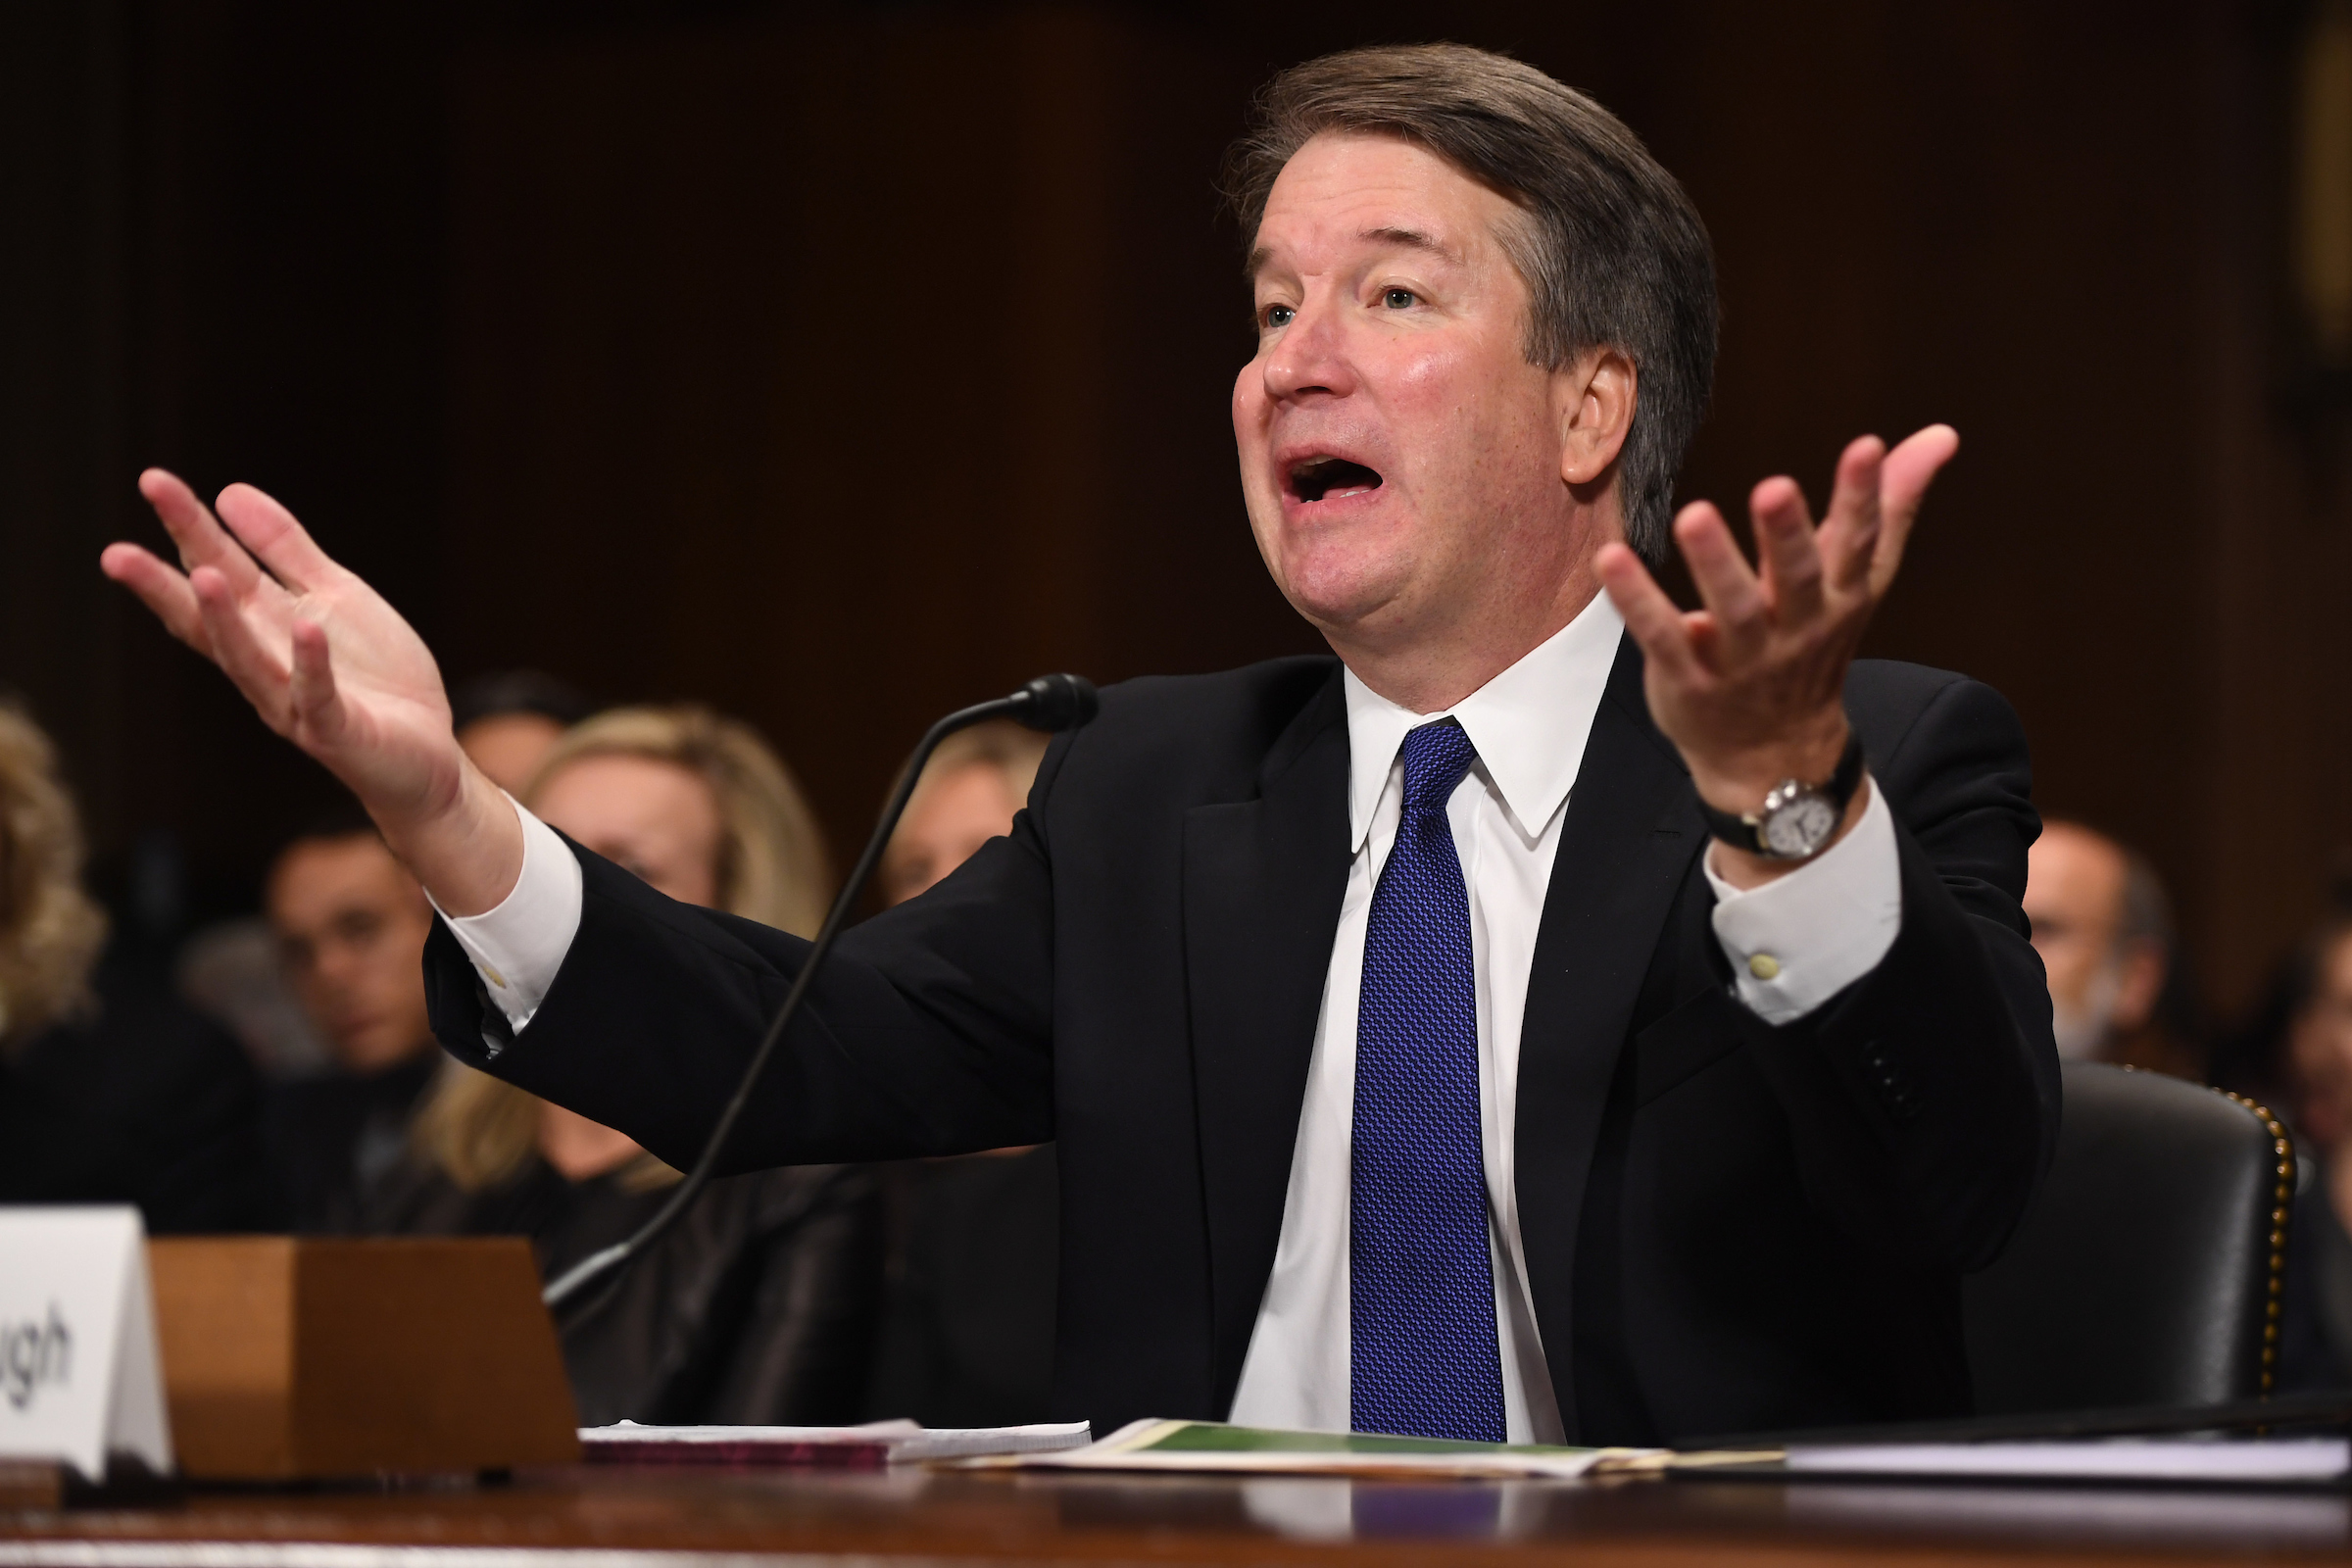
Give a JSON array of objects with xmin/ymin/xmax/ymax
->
[
  {"xmin": 1774, "ymin": 1437, "xmax": 2352, "ymax": 1486},
  {"xmin": 580, "ymin": 1418, "xmax": 1093, "ymax": 1468},
  {"xmin": 980, "ymin": 1419, "xmax": 1664, "ymax": 1479}
]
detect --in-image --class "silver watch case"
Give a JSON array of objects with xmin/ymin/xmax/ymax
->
[{"xmin": 1748, "ymin": 778, "xmax": 1843, "ymax": 859}]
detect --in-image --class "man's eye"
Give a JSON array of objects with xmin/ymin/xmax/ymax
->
[
  {"xmin": 1382, "ymin": 287, "xmax": 1416, "ymax": 309},
  {"xmin": 1262, "ymin": 304, "xmax": 1296, "ymax": 329}
]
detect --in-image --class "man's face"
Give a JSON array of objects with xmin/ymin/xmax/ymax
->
[
  {"xmin": 2024, "ymin": 824, "xmax": 2132, "ymax": 1058},
  {"xmin": 1234, "ymin": 132, "xmax": 1592, "ymax": 663},
  {"xmin": 267, "ymin": 834, "xmax": 438, "ymax": 1074}
]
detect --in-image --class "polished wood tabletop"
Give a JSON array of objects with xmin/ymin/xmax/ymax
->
[{"xmin": 4, "ymin": 1462, "xmax": 2351, "ymax": 1566}]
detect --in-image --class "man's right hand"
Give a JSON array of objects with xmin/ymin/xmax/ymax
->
[{"xmin": 101, "ymin": 469, "xmax": 525, "ymax": 915}]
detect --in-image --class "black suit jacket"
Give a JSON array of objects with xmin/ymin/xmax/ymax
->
[{"xmin": 428, "ymin": 634, "xmax": 2058, "ymax": 1443}]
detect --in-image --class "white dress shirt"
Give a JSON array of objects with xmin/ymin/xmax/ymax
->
[{"xmin": 441, "ymin": 595, "xmax": 1903, "ymax": 1437}]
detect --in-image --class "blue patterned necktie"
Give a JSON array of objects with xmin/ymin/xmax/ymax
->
[{"xmin": 1350, "ymin": 717, "xmax": 1505, "ymax": 1442}]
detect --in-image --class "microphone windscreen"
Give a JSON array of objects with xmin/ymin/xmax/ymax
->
[{"xmin": 1017, "ymin": 673, "xmax": 1100, "ymax": 732}]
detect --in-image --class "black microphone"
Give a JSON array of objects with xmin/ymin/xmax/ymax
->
[{"xmin": 541, "ymin": 673, "xmax": 1101, "ymax": 1312}]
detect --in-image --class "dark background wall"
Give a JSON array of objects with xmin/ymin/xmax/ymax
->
[{"xmin": 3, "ymin": 0, "xmax": 2343, "ymax": 1017}]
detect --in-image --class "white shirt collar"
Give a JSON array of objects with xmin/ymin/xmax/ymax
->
[{"xmin": 1341, "ymin": 593, "xmax": 1626, "ymax": 853}]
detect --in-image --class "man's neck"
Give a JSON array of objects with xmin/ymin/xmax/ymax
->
[{"xmin": 1333, "ymin": 571, "xmax": 1603, "ymax": 715}]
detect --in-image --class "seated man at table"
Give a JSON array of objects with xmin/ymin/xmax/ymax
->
[{"xmin": 106, "ymin": 42, "xmax": 2056, "ymax": 1444}]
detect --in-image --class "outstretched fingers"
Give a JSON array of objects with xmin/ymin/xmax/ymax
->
[
  {"xmin": 1674, "ymin": 501, "xmax": 1769, "ymax": 666},
  {"xmin": 136, "ymin": 469, "xmax": 265, "ymax": 597},
  {"xmin": 191, "ymin": 565, "xmax": 294, "ymax": 731},
  {"xmin": 286, "ymin": 618, "xmax": 348, "ymax": 750},
  {"xmin": 1868, "ymin": 424, "xmax": 1959, "ymax": 596},
  {"xmin": 1815, "ymin": 436, "xmax": 1886, "ymax": 595},
  {"xmin": 215, "ymin": 483, "xmax": 343, "ymax": 595},
  {"xmin": 1596, "ymin": 541, "xmax": 1702, "ymax": 682},
  {"xmin": 98, "ymin": 543, "xmax": 208, "ymax": 650},
  {"xmin": 1749, "ymin": 475, "xmax": 1825, "ymax": 625}
]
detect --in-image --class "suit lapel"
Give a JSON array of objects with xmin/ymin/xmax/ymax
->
[
  {"xmin": 1183, "ymin": 670, "xmax": 1352, "ymax": 1415},
  {"xmin": 1515, "ymin": 632, "xmax": 1704, "ymax": 1438}
]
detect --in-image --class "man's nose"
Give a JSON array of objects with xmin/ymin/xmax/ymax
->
[{"xmin": 1260, "ymin": 300, "xmax": 1355, "ymax": 403}]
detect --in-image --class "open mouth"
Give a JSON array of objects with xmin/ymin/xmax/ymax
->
[{"xmin": 1287, "ymin": 455, "xmax": 1385, "ymax": 504}]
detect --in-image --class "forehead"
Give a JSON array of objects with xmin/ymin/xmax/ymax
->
[
  {"xmin": 536, "ymin": 751, "xmax": 715, "ymax": 828},
  {"xmin": 1251, "ymin": 131, "xmax": 1518, "ymax": 274},
  {"xmin": 2027, "ymin": 827, "xmax": 2126, "ymax": 907},
  {"xmin": 270, "ymin": 835, "xmax": 404, "ymax": 914}
]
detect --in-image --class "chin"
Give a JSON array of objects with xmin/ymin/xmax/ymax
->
[{"xmin": 1275, "ymin": 556, "xmax": 1410, "ymax": 636}]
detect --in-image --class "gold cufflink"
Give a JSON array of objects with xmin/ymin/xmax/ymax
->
[
  {"xmin": 1747, "ymin": 954, "xmax": 1781, "ymax": 981},
  {"xmin": 483, "ymin": 963, "xmax": 508, "ymax": 990}
]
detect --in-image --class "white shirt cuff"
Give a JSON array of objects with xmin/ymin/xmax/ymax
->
[
  {"xmin": 429, "ymin": 797, "xmax": 583, "ymax": 1035},
  {"xmin": 1704, "ymin": 775, "xmax": 1902, "ymax": 1026}
]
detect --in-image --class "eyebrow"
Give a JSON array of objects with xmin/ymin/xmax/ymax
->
[{"xmin": 1245, "ymin": 225, "xmax": 1465, "ymax": 280}]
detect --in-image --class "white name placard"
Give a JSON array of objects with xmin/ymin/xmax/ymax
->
[{"xmin": 0, "ymin": 1206, "xmax": 172, "ymax": 1479}]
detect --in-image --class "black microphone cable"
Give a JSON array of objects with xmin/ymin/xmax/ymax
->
[{"xmin": 541, "ymin": 673, "xmax": 1100, "ymax": 1312}]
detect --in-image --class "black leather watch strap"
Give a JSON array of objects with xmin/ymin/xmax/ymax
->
[{"xmin": 1695, "ymin": 729, "xmax": 1867, "ymax": 858}]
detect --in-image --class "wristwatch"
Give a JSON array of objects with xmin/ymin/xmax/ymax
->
[{"xmin": 1696, "ymin": 731, "xmax": 1866, "ymax": 860}]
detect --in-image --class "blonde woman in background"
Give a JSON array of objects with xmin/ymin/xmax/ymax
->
[
  {"xmin": 0, "ymin": 701, "xmax": 274, "ymax": 1230},
  {"xmin": 366, "ymin": 705, "xmax": 878, "ymax": 1426}
]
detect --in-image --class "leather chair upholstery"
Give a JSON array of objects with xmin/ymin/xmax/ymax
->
[{"xmin": 1962, "ymin": 1062, "xmax": 2292, "ymax": 1414}]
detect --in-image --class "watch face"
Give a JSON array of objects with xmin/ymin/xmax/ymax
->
[{"xmin": 1761, "ymin": 791, "xmax": 1839, "ymax": 858}]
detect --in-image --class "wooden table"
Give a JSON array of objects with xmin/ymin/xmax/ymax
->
[{"xmin": 4, "ymin": 1462, "xmax": 2351, "ymax": 1566}]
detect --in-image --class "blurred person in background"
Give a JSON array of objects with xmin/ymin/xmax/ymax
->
[
  {"xmin": 451, "ymin": 669, "xmax": 593, "ymax": 796},
  {"xmin": 367, "ymin": 705, "xmax": 877, "ymax": 1426},
  {"xmin": 263, "ymin": 808, "xmax": 444, "ymax": 1229},
  {"xmin": 2024, "ymin": 819, "xmax": 2196, "ymax": 1077},
  {"xmin": 0, "ymin": 702, "xmax": 274, "ymax": 1230},
  {"xmin": 2274, "ymin": 909, "xmax": 2352, "ymax": 1390},
  {"xmin": 865, "ymin": 721, "xmax": 1058, "ymax": 1426}
]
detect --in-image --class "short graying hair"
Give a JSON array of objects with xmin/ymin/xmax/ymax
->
[{"xmin": 1221, "ymin": 43, "xmax": 1719, "ymax": 562}]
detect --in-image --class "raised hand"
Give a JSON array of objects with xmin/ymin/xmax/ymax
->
[
  {"xmin": 1594, "ymin": 425, "xmax": 1960, "ymax": 886},
  {"xmin": 101, "ymin": 470, "xmax": 523, "ymax": 914}
]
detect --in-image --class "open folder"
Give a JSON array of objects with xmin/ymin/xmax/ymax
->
[
  {"xmin": 581, "ymin": 1419, "xmax": 1093, "ymax": 1468},
  {"xmin": 971, "ymin": 1419, "xmax": 1673, "ymax": 1479}
]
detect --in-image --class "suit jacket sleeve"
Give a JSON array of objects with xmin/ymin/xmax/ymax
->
[
  {"xmin": 423, "ymin": 740, "xmax": 1073, "ymax": 1172},
  {"xmin": 1738, "ymin": 671, "xmax": 2059, "ymax": 1275}
]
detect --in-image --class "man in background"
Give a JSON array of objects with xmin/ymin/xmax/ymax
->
[
  {"xmin": 867, "ymin": 720, "xmax": 1059, "ymax": 1426},
  {"xmin": 262, "ymin": 810, "xmax": 443, "ymax": 1229},
  {"xmin": 2024, "ymin": 819, "xmax": 2188, "ymax": 1074}
]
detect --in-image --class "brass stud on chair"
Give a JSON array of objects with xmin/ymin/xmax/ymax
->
[{"xmin": 2224, "ymin": 1090, "xmax": 2296, "ymax": 1396}]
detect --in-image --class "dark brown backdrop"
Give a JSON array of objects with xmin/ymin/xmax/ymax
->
[{"xmin": 4, "ymin": 0, "xmax": 2341, "ymax": 1016}]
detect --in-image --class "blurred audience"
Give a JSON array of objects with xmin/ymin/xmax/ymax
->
[
  {"xmin": 262, "ymin": 808, "xmax": 444, "ymax": 1230},
  {"xmin": 178, "ymin": 915, "xmax": 333, "ymax": 1080},
  {"xmin": 451, "ymin": 669, "xmax": 594, "ymax": 796},
  {"xmin": 2024, "ymin": 819, "xmax": 2199, "ymax": 1078},
  {"xmin": 2275, "ymin": 909, "xmax": 2352, "ymax": 1390},
  {"xmin": 864, "ymin": 719, "xmax": 1059, "ymax": 1427},
  {"xmin": 0, "ymin": 703, "xmax": 273, "ymax": 1231},
  {"xmin": 367, "ymin": 705, "xmax": 875, "ymax": 1426}
]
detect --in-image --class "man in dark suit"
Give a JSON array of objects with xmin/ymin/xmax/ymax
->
[{"xmin": 103, "ymin": 43, "xmax": 2055, "ymax": 1445}]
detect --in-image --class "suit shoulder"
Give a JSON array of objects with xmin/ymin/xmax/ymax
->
[
  {"xmin": 1062, "ymin": 656, "xmax": 1342, "ymax": 782},
  {"xmin": 1846, "ymin": 659, "xmax": 2024, "ymax": 753}
]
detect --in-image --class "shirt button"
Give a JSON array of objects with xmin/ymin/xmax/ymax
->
[{"xmin": 1747, "ymin": 954, "xmax": 1781, "ymax": 981}]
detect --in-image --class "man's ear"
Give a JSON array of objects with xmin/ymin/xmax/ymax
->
[{"xmin": 1557, "ymin": 347, "xmax": 1638, "ymax": 488}]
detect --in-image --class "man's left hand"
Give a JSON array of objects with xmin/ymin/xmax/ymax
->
[{"xmin": 1595, "ymin": 424, "xmax": 1959, "ymax": 888}]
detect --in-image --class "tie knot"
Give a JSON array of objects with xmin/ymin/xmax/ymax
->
[{"xmin": 1398, "ymin": 718, "xmax": 1478, "ymax": 815}]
